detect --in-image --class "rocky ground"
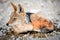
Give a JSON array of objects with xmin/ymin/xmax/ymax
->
[{"xmin": 0, "ymin": 0, "xmax": 60, "ymax": 40}]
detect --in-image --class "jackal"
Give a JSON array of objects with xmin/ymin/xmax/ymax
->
[{"xmin": 7, "ymin": 2, "xmax": 54, "ymax": 33}]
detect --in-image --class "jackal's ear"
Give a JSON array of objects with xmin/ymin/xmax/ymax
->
[
  {"xmin": 10, "ymin": 2, "xmax": 17, "ymax": 12},
  {"xmin": 18, "ymin": 4, "xmax": 24, "ymax": 13}
]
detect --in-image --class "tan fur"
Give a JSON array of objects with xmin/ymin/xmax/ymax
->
[
  {"xmin": 30, "ymin": 14, "xmax": 54, "ymax": 31},
  {"xmin": 8, "ymin": 2, "xmax": 33, "ymax": 33},
  {"xmin": 8, "ymin": 2, "xmax": 54, "ymax": 34}
]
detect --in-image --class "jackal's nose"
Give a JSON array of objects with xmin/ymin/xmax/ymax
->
[{"xmin": 6, "ymin": 23, "xmax": 9, "ymax": 26}]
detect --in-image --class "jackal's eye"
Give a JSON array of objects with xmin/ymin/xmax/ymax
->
[{"xmin": 13, "ymin": 18, "xmax": 16, "ymax": 20}]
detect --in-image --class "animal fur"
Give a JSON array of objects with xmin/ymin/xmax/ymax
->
[{"xmin": 7, "ymin": 2, "xmax": 54, "ymax": 33}]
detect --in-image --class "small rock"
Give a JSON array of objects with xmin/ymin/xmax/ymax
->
[
  {"xmin": 11, "ymin": 35, "xmax": 15, "ymax": 40},
  {"xmin": 16, "ymin": 37, "xmax": 20, "ymax": 40},
  {"xmin": 0, "ymin": 31, "xmax": 3, "ymax": 36}
]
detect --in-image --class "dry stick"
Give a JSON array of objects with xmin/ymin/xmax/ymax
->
[{"xmin": 45, "ymin": 34, "xmax": 47, "ymax": 37}]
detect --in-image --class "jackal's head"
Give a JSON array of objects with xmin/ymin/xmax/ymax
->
[{"xmin": 7, "ymin": 2, "xmax": 26, "ymax": 25}]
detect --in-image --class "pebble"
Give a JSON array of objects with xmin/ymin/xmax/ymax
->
[
  {"xmin": 16, "ymin": 37, "xmax": 20, "ymax": 40},
  {"xmin": 0, "ymin": 31, "xmax": 3, "ymax": 36},
  {"xmin": 11, "ymin": 35, "xmax": 15, "ymax": 40}
]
